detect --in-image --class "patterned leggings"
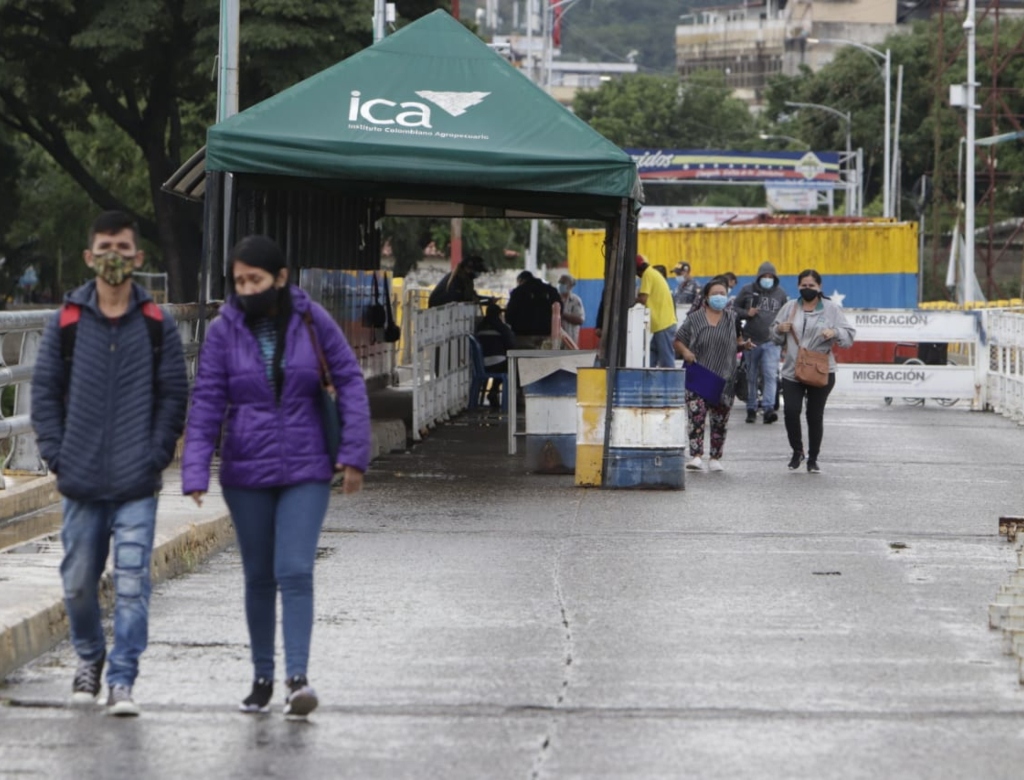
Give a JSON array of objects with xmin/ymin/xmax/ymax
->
[{"xmin": 686, "ymin": 390, "xmax": 732, "ymax": 459}]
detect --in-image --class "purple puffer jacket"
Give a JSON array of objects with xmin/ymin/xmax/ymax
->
[{"xmin": 182, "ymin": 286, "xmax": 371, "ymax": 493}]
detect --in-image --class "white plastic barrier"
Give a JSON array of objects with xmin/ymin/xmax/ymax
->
[
  {"xmin": 409, "ymin": 303, "xmax": 477, "ymax": 440},
  {"xmin": 834, "ymin": 309, "xmax": 983, "ymax": 406}
]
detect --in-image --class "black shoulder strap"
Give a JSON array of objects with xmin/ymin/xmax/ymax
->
[{"xmin": 382, "ymin": 273, "xmax": 395, "ymax": 324}]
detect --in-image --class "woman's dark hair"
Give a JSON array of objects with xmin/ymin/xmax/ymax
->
[
  {"xmin": 797, "ymin": 269, "xmax": 822, "ymax": 286},
  {"xmin": 702, "ymin": 275, "xmax": 731, "ymax": 300}
]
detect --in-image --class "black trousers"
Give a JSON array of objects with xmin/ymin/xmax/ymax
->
[{"xmin": 781, "ymin": 375, "xmax": 836, "ymax": 460}]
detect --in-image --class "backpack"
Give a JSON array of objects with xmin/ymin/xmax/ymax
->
[{"xmin": 59, "ymin": 301, "xmax": 164, "ymax": 392}]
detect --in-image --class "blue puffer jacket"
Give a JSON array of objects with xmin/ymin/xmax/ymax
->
[
  {"xmin": 181, "ymin": 286, "xmax": 371, "ymax": 492},
  {"xmin": 30, "ymin": 282, "xmax": 189, "ymax": 501}
]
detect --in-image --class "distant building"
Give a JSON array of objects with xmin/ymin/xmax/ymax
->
[
  {"xmin": 491, "ymin": 34, "xmax": 638, "ymax": 106},
  {"xmin": 676, "ymin": 0, "xmax": 906, "ymax": 105}
]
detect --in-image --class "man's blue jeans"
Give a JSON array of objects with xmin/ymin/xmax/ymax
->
[
  {"xmin": 223, "ymin": 481, "xmax": 331, "ymax": 681},
  {"xmin": 60, "ymin": 496, "xmax": 157, "ymax": 688},
  {"xmin": 746, "ymin": 341, "xmax": 781, "ymax": 412},
  {"xmin": 650, "ymin": 325, "xmax": 678, "ymax": 368}
]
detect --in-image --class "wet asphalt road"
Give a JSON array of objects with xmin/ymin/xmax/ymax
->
[{"xmin": 3, "ymin": 400, "xmax": 1024, "ymax": 779}]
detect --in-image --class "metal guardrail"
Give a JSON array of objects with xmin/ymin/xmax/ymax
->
[{"xmin": 0, "ymin": 304, "xmax": 210, "ymax": 488}]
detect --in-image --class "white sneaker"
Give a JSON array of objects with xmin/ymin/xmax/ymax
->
[
  {"xmin": 685, "ymin": 456, "xmax": 704, "ymax": 471},
  {"xmin": 708, "ymin": 459, "xmax": 724, "ymax": 473}
]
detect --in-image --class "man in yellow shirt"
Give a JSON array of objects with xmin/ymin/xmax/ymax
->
[{"xmin": 636, "ymin": 254, "xmax": 678, "ymax": 368}]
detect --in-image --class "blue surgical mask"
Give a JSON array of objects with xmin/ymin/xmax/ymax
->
[
  {"xmin": 759, "ymin": 277, "xmax": 773, "ymax": 290},
  {"xmin": 558, "ymin": 284, "xmax": 568, "ymax": 295},
  {"xmin": 708, "ymin": 294, "xmax": 728, "ymax": 311}
]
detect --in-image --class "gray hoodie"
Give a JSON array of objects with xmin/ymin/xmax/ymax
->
[{"xmin": 734, "ymin": 261, "xmax": 788, "ymax": 344}]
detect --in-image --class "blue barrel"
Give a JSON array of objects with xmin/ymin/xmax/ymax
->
[
  {"xmin": 604, "ymin": 368, "xmax": 687, "ymax": 490},
  {"xmin": 523, "ymin": 369, "xmax": 578, "ymax": 474}
]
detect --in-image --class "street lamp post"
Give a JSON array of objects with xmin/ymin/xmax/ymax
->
[
  {"xmin": 785, "ymin": 101, "xmax": 854, "ymax": 216},
  {"xmin": 809, "ymin": 38, "xmax": 891, "ymax": 218},
  {"xmin": 758, "ymin": 133, "xmax": 808, "ymax": 147}
]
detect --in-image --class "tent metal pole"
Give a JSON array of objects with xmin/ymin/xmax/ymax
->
[{"xmin": 601, "ymin": 199, "xmax": 633, "ymax": 486}]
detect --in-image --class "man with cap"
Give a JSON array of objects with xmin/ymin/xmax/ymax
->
[
  {"xmin": 557, "ymin": 273, "xmax": 585, "ymax": 347},
  {"xmin": 734, "ymin": 260, "xmax": 788, "ymax": 423},
  {"xmin": 672, "ymin": 261, "xmax": 700, "ymax": 306},
  {"xmin": 428, "ymin": 254, "xmax": 487, "ymax": 308},
  {"xmin": 636, "ymin": 254, "xmax": 677, "ymax": 368}
]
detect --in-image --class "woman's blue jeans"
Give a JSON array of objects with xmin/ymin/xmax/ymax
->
[
  {"xmin": 223, "ymin": 481, "xmax": 331, "ymax": 681},
  {"xmin": 60, "ymin": 496, "xmax": 157, "ymax": 688}
]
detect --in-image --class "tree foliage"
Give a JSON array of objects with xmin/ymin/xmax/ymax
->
[{"xmin": 0, "ymin": 0, "xmax": 375, "ymax": 301}]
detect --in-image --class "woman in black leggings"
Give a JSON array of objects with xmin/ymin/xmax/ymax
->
[{"xmin": 770, "ymin": 269, "xmax": 855, "ymax": 474}]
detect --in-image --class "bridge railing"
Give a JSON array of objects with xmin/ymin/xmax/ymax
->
[
  {"xmin": 0, "ymin": 305, "xmax": 209, "ymax": 489},
  {"xmin": 985, "ymin": 309, "xmax": 1024, "ymax": 423}
]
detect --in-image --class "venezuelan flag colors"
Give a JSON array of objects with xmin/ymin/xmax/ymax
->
[{"xmin": 567, "ymin": 223, "xmax": 919, "ymax": 349}]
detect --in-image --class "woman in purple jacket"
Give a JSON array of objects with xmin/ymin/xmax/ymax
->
[{"xmin": 182, "ymin": 235, "xmax": 370, "ymax": 719}]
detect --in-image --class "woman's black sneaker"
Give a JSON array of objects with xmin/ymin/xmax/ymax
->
[
  {"xmin": 239, "ymin": 677, "xmax": 273, "ymax": 713},
  {"xmin": 283, "ymin": 675, "xmax": 318, "ymax": 719},
  {"xmin": 807, "ymin": 460, "xmax": 821, "ymax": 474},
  {"xmin": 787, "ymin": 451, "xmax": 805, "ymax": 471}
]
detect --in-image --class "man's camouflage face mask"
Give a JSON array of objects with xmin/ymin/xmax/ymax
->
[{"xmin": 92, "ymin": 251, "xmax": 136, "ymax": 286}]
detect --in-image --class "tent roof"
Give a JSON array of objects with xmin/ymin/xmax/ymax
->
[{"xmin": 204, "ymin": 10, "xmax": 641, "ymax": 220}]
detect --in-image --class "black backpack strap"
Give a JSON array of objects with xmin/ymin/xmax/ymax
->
[
  {"xmin": 59, "ymin": 303, "xmax": 82, "ymax": 394},
  {"xmin": 140, "ymin": 301, "xmax": 165, "ymax": 392}
]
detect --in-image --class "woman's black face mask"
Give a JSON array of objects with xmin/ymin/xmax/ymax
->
[
  {"xmin": 237, "ymin": 286, "xmax": 280, "ymax": 317},
  {"xmin": 799, "ymin": 288, "xmax": 821, "ymax": 302}
]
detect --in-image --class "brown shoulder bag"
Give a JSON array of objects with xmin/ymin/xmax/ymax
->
[{"xmin": 788, "ymin": 306, "xmax": 830, "ymax": 388}]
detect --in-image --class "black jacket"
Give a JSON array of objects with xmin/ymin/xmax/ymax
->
[{"xmin": 506, "ymin": 279, "xmax": 561, "ymax": 336}]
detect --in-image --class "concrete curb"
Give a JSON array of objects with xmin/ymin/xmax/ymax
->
[
  {"xmin": 0, "ymin": 417, "xmax": 409, "ymax": 682},
  {"xmin": 0, "ymin": 475, "xmax": 59, "ymax": 525}
]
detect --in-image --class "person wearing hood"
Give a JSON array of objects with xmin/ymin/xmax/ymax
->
[
  {"xmin": 182, "ymin": 235, "xmax": 371, "ymax": 719},
  {"xmin": 734, "ymin": 261, "xmax": 788, "ymax": 424},
  {"xmin": 30, "ymin": 211, "xmax": 189, "ymax": 716}
]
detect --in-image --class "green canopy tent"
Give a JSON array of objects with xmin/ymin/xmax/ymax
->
[
  {"xmin": 203, "ymin": 10, "xmax": 641, "ymax": 221},
  {"xmin": 168, "ymin": 9, "xmax": 641, "ymax": 367}
]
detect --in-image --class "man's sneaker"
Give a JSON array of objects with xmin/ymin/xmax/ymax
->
[
  {"xmin": 71, "ymin": 651, "xmax": 105, "ymax": 705},
  {"xmin": 787, "ymin": 451, "xmax": 805, "ymax": 471},
  {"xmin": 807, "ymin": 460, "xmax": 821, "ymax": 474},
  {"xmin": 283, "ymin": 675, "xmax": 318, "ymax": 719},
  {"xmin": 685, "ymin": 456, "xmax": 704, "ymax": 471},
  {"xmin": 745, "ymin": 410, "xmax": 757, "ymax": 423},
  {"xmin": 708, "ymin": 459, "xmax": 725, "ymax": 473},
  {"xmin": 106, "ymin": 684, "xmax": 140, "ymax": 717},
  {"xmin": 240, "ymin": 677, "xmax": 274, "ymax": 714},
  {"xmin": 763, "ymin": 410, "xmax": 778, "ymax": 424}
]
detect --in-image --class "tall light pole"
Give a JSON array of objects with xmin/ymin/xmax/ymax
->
[
  {"xmin": 809, "ymin": 38, "xmax": 891, "ymax": 218},
  {"xmin": 785, "ymin": 101, "xmax": 854, "ymax": 215},
  {"xmin": 964, "ymin": 2, "xmax": 977, "ymax": 304}
]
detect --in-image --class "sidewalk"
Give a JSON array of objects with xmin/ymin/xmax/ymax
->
[{"xmin": 0, "ymin": 413, "xmax": 408, "ymax": 680}]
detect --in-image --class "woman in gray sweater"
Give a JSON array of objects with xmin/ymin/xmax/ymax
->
[{"xmin": 771, "ymin": 269, "xmax": 855, "ymax": 474}]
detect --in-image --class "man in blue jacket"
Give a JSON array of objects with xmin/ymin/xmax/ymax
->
[{"xmin": 30, "ymin": 211, "xmax": 188, "ymax": 716}]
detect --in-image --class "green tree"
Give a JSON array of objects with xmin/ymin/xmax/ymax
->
[
  {"xmin": 0, "ymin": 0, "xmax": 373, "ymax": 301},
  {"xmin": 574, "ymin": 71, "xmax": 752, "ymax": 149}
]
